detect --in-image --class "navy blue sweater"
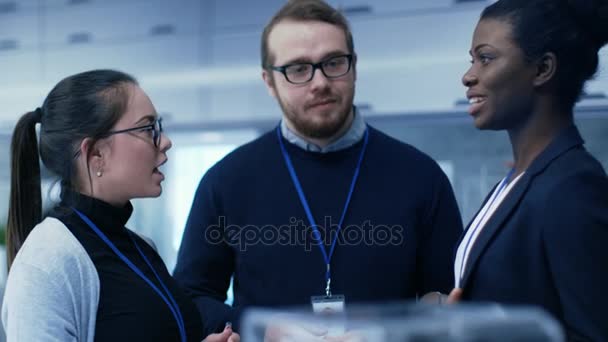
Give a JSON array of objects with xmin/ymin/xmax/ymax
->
[{"xmin": 173, "ymin": 126, "xmax": 463, "ymax": 336}]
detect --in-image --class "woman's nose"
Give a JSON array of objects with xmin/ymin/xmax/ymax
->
[
  {"xmin": 462, "ymin": 69, "xmax": 477, "ymax": 87},
  {"xmin": 160, "ymin": 132, "xmax": 172, "ymax": 152}
]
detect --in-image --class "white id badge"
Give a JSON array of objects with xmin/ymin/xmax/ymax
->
[
  {"xmin": 311, "ymin": 295, "xmax": 346, "ymax": 336},
  {"xmin": 310, "ymin": 294, "xmax": 345, "ymax": 314}
]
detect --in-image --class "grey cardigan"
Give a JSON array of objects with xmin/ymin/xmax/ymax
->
[{"xmin": 2, "ymin": 217, "xmax": 100, "ymax": 342}]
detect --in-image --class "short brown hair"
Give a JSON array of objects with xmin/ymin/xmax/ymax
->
[{"xmin": 260, "ymin": 0, "xmax": 355, "ymax": 69}]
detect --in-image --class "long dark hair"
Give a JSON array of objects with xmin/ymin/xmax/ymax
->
[
  {"xmin": 7, "ymin": 69, "xmax": 137, "ymax": 269},
  {"xmin": 481, "ymin": 0, "xmax": 608, "ymax": 109}
]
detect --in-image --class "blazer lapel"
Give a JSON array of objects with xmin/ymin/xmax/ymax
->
[
  {"xmin": 453, "ymin": 184, "xmax": 498, "ymax": 262},
  {"xmin": 459, "ymin": 172, "xmax": 532, "ymax": 288},
  {"xmin": 459, "ymin": 125, "xmax": 584, "ymax": 289}
]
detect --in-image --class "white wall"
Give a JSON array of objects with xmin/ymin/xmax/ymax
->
[{"xmin": 2, "ymin": 0, "xmax": 607, "ymax": 128}]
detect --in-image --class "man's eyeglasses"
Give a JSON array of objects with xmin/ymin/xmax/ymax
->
[
  {"xmin": 269, "ymin": 54, "xmax": 353, "ymax": 84},
  {"xmin": 102, "ymin": 117, "xmax": 163, "ymax": 148}
]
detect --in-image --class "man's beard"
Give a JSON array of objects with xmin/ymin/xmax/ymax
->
[{"xmin": 277, "ymin": 91, "xmax": 354, "ymax": 140}]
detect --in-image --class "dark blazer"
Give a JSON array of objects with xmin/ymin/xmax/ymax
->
[{"xmin": 459, "ymin": 125, "xmax": 608, "ymax": 342}]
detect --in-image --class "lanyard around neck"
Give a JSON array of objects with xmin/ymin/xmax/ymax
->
[
  {"xmin": 72, "ymin": 208, "xmax": 187, "ymax": 342},
  {"xmin": 276, "ymin": 125, "xmax": 369, "ymax": 296},
  {"xmin": 457, "ymin": 168, "xmax": 516, "ymax": 285}
]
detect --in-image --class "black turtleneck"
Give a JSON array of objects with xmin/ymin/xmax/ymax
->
[{"xmin": 49, "ymin": 191, "xmax": 204, "ymax": 342}]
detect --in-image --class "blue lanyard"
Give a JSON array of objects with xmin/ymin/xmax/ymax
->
[
  {"xmin": 458, "ymin": 168, "xmax": 516, "ymax": 284},
  {"xmin": 72, "ymin": 208, "xmax": 187, "ymax": 342},
  {"xmin": 276, "ymin": 125, "xmax": 369, "ymax": 297}
]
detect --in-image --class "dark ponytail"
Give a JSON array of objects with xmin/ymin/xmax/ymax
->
[{"xmin": 7, "ymin": 110, "xmax": 43, "ymax": 269}]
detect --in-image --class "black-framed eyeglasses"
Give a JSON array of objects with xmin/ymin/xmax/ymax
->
[
  {"xmin": 102, "ymin": 117, "xmax": 163, "ymax": 148},
  {"xmin": 269, "ymin": 54, "xmax": 353, "ymax": 84}
]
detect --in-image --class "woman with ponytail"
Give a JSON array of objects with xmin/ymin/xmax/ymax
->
[
  {"xmin": 447, "ymin": 0, "xmax": 608, "ymax": 340},
  {"xmin": 2, "ymin": 70, "xmax": 239, "ymax": 342}
]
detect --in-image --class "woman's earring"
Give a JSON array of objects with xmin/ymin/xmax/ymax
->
[{"xmin": 96, "ymin": 171, "xmax": 102, "ymax": 177}]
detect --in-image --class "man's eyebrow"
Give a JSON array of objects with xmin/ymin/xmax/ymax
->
[
  {"xmin": 279, "ymin": 57, "xmax": 312, "ymax": 65},
  {"xmin": 280, "ymin": 50, "xmax": 349, "ymax": 65},
  {"xmin": 320, "ymin": 50, "xmax": 349, "ymax": 60}
]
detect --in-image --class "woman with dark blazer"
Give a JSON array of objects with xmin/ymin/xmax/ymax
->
[{"xmin": 450, "ymin": 0, "xmax": 608, "ymax": 340}]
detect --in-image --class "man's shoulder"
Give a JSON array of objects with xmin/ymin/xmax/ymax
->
[
  {"xmin": 367, "ymin": 125, "xmax": 440, "ymax": 167},
  {"xmin": 204, "ymin": 129, "xmax": 277, "ymax": 174}
]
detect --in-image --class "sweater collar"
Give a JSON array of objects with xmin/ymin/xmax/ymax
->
[{"xmin": 59, "ymin": 190, "xmax": 133, "ymax": 233}]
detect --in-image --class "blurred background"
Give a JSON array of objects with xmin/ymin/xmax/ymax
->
[{"xmin": 0, "ymin": 0, "xmax": 606, "ymax": 306}]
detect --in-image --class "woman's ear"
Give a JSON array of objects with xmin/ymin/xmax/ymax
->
[
  {"xmin": 533, "ymin": 52, "xmax": 557, "ymax": 87},
  {"xmin": 79, "ymin": 138, "xmax": 105, "ymax": 175}
]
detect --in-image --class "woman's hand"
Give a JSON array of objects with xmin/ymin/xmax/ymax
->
[
  {"xmin": 419, "ymin": 288, "xmax": 463, "ymax": 305},
  {"xmin": 446, "ymin": 288, "xmax": 463, "ymax": 304},
  {"xmin": 203, "ymin": 324, "xmax": 240, "ymax": 342}
]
